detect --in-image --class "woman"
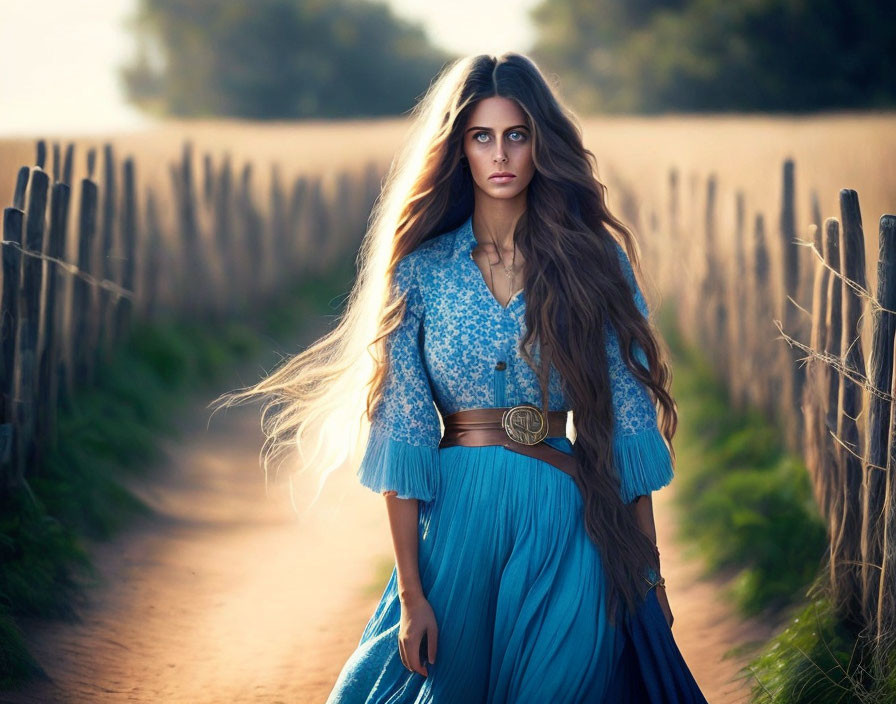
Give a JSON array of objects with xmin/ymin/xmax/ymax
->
[{"xmin": 215, "ymin": 53, "xmax": 708, "ymax": 703}]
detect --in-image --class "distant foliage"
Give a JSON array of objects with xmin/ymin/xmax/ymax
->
[
  {"xmin": 530, "ymin": 0, "xmax": 896, "ymax": 113},
  {"xmin": 121, "ymin": 0, "xmax": 452, "ymax": 119}
]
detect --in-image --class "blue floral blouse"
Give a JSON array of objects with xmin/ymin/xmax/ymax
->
[{"xmin": 357, "ymin": 213, "xmax": 673, "ymax": 505}]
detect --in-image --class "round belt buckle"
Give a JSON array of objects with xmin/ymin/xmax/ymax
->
[{"xmin": 501, "ymin": 403, "xmax": 548, "ymax": 445}]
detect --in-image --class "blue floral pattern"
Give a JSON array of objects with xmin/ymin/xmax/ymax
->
[{"xmin": 358, "ymin": 213, "xmax": 673, "ymax": 504}]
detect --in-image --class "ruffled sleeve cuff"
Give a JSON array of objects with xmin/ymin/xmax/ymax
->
[
  {"xmin": 613, "ymin": 425, "xmax": 674, "ymax": 503},
  {"xmin": 356, "ymin": 425, "xmax": 440, "ymax": 502}
]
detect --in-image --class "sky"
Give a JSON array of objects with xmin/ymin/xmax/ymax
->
[{"xmin": 0, "ymin": 0, "xmax": 540, "ymax": 136}]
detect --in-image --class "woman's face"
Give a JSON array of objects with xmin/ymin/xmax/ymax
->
[{"xmin": 462, "ymin": 96, "xmax": 535, "ymax": 202}]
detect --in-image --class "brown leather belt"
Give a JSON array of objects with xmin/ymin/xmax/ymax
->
[{"xmin": 438, "ymin": 405, "xmax": 578, "ymax": 478}]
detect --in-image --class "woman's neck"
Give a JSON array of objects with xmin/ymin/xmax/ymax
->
[{"xmin": 470, "ymin": 198, "xmax": 526, "ymax": 251}]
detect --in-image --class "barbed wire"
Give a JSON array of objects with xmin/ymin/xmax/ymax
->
[
  {"xmin": 0, "ymin": 239, "xmax": 135, "ymax": 301},
  {"xmin": 795, "ymin": 234, "xmax": 896, "ymax": 317},
  {"xmin": 773, "ymin": 317, "xmax": 895, "ymax": 406}
]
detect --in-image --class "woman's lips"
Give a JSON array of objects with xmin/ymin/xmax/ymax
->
[{"xmin": 489, "ymin": 174, "xmax": 516, "ymax": 183}]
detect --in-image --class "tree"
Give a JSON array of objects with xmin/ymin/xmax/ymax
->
[
  {"xmin": 529, "ymin": 0, "xmax": 896, "ymax": 113},
  {"xmin": 121, "ymin": 0, "xmax": 453, "ymax": 119}
]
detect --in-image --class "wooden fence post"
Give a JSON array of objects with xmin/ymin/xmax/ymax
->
[
  {"xmin": 202, "ymin": 152, "xmax": 214, "ymax": 206},
  {"xmin": 879, "ymin": 326, "xmax": 896, "ymax": 649},
  {"xmin": 114, "ymin": 157, "xmax": 137, "ymax": 340},
  {"xmin": 862, "ymin": 214, "xmax": 896, "ymax": 635},
  {"xmin": 779, "ymin": 159, "xmax": 803, "ymax": 451},
  {"xmin": 293, "ymin": 174, "xmax": 311, "ymax": 276},
  {"xmin": 35, "ymin": 140, "xmax": 46, "ymax": 171},
  {"xmin": 833, "ymin": 189, "xmax": 867, "ymax": 632},
  {"xmin": 307, "ymin": 176, "xmax": 328, "ymax": 276},
  {"xmin": 72, "ymin": 167, "xmax": 99, "ymax": 390},
  {"xmin": 699, "ymin": 175, "xmax": 717, "ymax": 362},
  {"xmin": 12, "ymin": 166, "xmax": 29, "ymax": 211},
  {"xmin": 752, "ymin": 212, "xmax": 773, "ymax": 415},
  {"xmin": 36, "ymin": 178, "xmax": 71, "ymax": 458},
  {"xmin": 212, "ymin": 154, "xmax": 236, "ymax": 315},
  {"xmin": 141, "ymin": 187, "xmax": 164, "ymax": 319},
  {"xmin": 16, "ymin": 168, "xmax": 49, "ymax": 482},
  {"xmin": 270, "ymin": 163, "xmax": 288, "ymax": 296},
  {"xmin": 666, "ymin": 168, "xmax": 680, "ymax": 299},
  {"xmin": 803, "ymin": 187, "xmax": 824, "ymax": 318},
  {"xmin": 51, "ymin": 142, "xmax": 60, "ymax": 183},
  {"xmin": 822, "ymin": 217, "xmax": 843, "ymax": 526},
  {"xmin": 730, "ymin": 191, "xmax": 748, "ymax": 407},
  {"xmin": 171, "ymin": 141, "xmax": 206, "ymax": 317},
  {"xmin": 238, "ymin": 162, "xmax": 262, "ymax": 308},
  {"xmin": 96, "ymin": 143, "xmax": 117, "ymax": 365},
  {"xmin": 329, "ymin": 169, "xmax": 354, "ymax": 262},
  {"xmin": 1, "ymin": 206, "xmax": 24, "ymax": 495},
  {"xmin": 62, "ymin": 142, "xmax": 74, "ymax": 186},
  {"xmin": 803, "ymin": 220, "xmax": 831, "ymax": 510}
]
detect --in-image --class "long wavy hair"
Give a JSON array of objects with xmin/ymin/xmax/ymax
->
[{"xmin": 211, "ymin": 52, "xmax": 677, "ymax": 622}]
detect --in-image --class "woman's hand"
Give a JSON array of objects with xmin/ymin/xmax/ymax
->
[
  {"xmin": 655, "ymin": 585, "xmax": 674, "ymax": 628},
  {"xmin": 398, "ymin": 592, "xmax": 439, "ymax": 677}
]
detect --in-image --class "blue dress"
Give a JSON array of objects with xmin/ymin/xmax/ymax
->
[{"xmin": 326, "ymin": 214, "xmax": 707, "ymax": 703}]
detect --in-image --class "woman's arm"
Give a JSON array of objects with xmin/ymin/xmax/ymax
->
[
  {"xmin": 632, "ymin": 493, "xmax": 674, "ymax": 627},
  {"xmin": 384, "ymin": 493, "xmax": 424, "ymax": 601},
  {"xmin": 632, "ymin": 493, "xmax": 658, "ymax": 545},
  {"xmin": 384, "ymin": 493, "xmax": 438, "ymax": 676}
]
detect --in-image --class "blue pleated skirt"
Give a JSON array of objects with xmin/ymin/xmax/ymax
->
[{"xmin": 326, "ymin": 440, "xmax": 708, "ymax": 703}]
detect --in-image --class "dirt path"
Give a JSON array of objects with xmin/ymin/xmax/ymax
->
[
  {"xmin": 652, "ymin": 484, "xmax": 781, "ymax": 702},
  {"xmin": 1, "ymin": 388, "xmax": 394, "ymax": 704},
  {"xmin": 1, "ymin": 362, "xmax": 779, "ymax": 704}
]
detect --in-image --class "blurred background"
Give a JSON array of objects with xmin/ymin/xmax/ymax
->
[
  {"xmin": 5, "ymin": 0, "xmax": 894, "ymax": 134},
  {"xmin": 1, "ymin": 1, "xmax": 895, "ymax": 702}
]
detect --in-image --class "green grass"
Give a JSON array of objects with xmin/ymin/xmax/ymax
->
[
  {"xmin": 660, "ymin": 313, "xmax": 827, "ymax": 617},
  {"xmin": 748, "ymin": 581, "xmax": 896, "ymax": 704},
  {"xmin": 0, "ymin": 262, "xmax": 355, "ymax": 688}
]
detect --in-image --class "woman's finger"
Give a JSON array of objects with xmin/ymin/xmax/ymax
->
[
  {"xmin": 406, "ymin": 635, "xmax": 427, "ymax": 676},
  {"xmin": 398, "ymin": 638, "xmax": 409, "ymax": 672},
  {"xmin": 427, "ymin": 626, "xmax": 438, "ymax": 665}
]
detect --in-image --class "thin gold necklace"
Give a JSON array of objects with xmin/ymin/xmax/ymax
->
[{"xmin": 486, "ymin": 235, "xmax": 517, "ymax": 307}]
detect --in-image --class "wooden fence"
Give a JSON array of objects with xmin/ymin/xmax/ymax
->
[
  {"xmin": 1, "ymin": 139, "xmax": 385, "ymax": 498},
  {"xmin": 638, "ymin": 159, "xmax": 895, "ymax": 671}
]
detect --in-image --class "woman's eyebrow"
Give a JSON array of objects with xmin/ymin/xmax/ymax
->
[{"xmin": 464, "ymin": 124, "xmax": 529, "ymax": 133}]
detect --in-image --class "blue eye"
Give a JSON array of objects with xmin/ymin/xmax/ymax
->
[{"xmin": 472, "ymin": 130, "xmax": 528, "ymax": 143}]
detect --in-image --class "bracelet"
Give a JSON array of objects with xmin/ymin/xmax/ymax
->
[{"xmin": 643, "ymin": 574, "xmax": 666, "ymax": 591}]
